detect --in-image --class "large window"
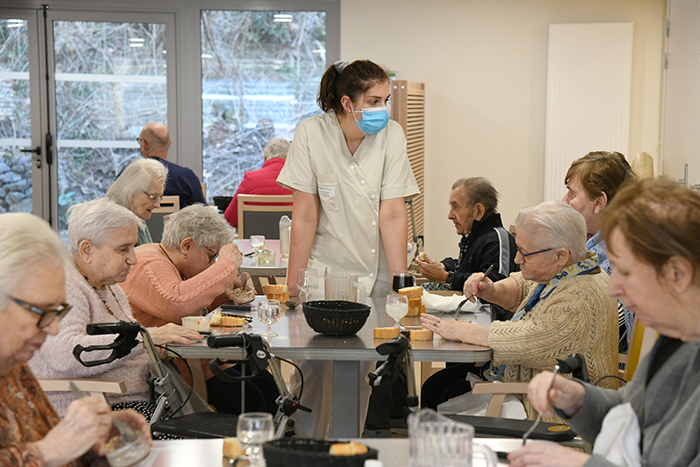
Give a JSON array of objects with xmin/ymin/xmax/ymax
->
[
  {"xmin": 201, "ymin": 10, "xmax": 326, "ymax": 200},
  {"xmin": 54, "ymin": 20, "xmax": 167, "ymax": 231}
]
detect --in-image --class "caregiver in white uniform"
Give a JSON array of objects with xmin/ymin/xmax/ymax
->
[{"xmin": 277, "ymin": 59, "xmax": 420, "ymax": 437}]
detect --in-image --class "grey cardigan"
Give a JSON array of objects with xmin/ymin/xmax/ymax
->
[{"xmin": 559, "ymin": 338, "xmax": 700, "ymax": 467}]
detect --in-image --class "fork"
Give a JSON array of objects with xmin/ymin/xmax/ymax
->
[
  {"xmin": 522, "ymin": 366, "xmax": 560, "ymax": 446},
  {"xmin": 455, "ymin": 264, "xmax": 493, "ymax": 321}
]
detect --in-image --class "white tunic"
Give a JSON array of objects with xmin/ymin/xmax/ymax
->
[{"xmin": 277, "ymin": 111, "xmax": 419, "ymax": 296}]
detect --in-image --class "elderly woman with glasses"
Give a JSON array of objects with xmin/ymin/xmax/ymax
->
[
  {"xmin": 420, "ymin": 201, "xmax": 619, "ymax": 420},
  {"xmin": 1, "ymin": 212, "xmax": 149, "ymax": 467},
  {"xmin": 121, "ymin": 204, "xmax": 280, "ymax": 415},
  {"xmin": 107, "ymin": 157, "xmax": 167, "ymax": 246},
  {"xmin": 30, "ymin": 198, "xmax": 200, "ymax": 421}
]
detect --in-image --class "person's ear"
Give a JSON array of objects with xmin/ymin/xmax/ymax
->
[
  {"xmin": 473, "ymin": 203, "xmax": 485, "ymax": 220},
  {"xmin": 593, "ymin": 192, "xmax": 608, "ymax": 214},
  {"xmin": 78, "ymin": 240, "xmax": 93, "ymax": 263},
  {"xmin": 340, "ymin": 96, "xmax": 353, "ymax": 114},
  {"xmin": 556, "ymin": 248, "xmax": 570, "ymax": 267},
  {"xmin": 180, "ymin": 237, "xmax": 195, "ymax": 255},
  {"xmin": 663, "ymin": 256, "xmax": 694, "ymax": 295}
]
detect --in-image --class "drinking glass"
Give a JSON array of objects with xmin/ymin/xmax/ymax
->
[
  {"xmin": 392, "ymin": 271, "xmax": 416, "ymax": 292},
  {"xmin": 386, "ymin": 293, "xmax": 409, "ymax": 328},
  {"xmin": 297, "ymin": 268, "xmax": 318, "ymax": 302},
  {"xmin": 237, "ymin": 412, "xmax": 274, "ymax": 466},
  {"xmin": 250, "ymin": 235, "xmax": 266, "ymax": 254},
  {"xmin": 258, "ymin": 299, "xmax": 281, "ymax": 339}
]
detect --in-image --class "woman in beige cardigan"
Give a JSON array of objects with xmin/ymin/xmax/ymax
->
[{"xmin": 420, "ymin": 201, "xmax": 619, "ymax": 420}]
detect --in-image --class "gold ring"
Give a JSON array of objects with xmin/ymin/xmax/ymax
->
[{"xmin": 435, "ymin": 318, "xmax": 441, "ymax": 327}]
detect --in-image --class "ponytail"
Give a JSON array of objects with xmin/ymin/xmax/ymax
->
[{"xmin": 316, "ymin": 59, "xmax": 389, "ymax": 115}]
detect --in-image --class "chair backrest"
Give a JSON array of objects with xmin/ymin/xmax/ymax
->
[
  {"xmin": 237, "ymin": 194, "xmax": 293, "ymax": 239},
  {"xmin": 619, "ymin": 316, "xmax": 646, "ymax": 382},
  {"xmin": 39, "ymin": 379, "xmax": 127, "ymax": 404},
  {"xmin": 146, "ymin": 195, "xmax": 180, "ymax": 243}
]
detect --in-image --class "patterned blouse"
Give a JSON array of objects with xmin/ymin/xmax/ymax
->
[{"xmin": 0, "ymin": 363, "xmax": 102, "ymax": 467}]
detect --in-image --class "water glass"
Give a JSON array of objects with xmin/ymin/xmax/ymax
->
[
  {"xmin": 386, "ymin": 293, "xmax": 409, "ymax": 328},
  {"xmin": 250, "ymin": 235, "xmax": 266, "ymax": 254},
  {"xmin": 237, "ymin": 412, "xmax": 274, "ymax": 466},
  {"xmin": 297, "ymin": 268, "xmax": 318, "ymax": 302},
  {"xmin": 409, "ymin": 409, "xmax": 498, "ymax": 467},
  {"xmin": 258, "ymin": 299, "xmax": 281, "ymax": 339}
]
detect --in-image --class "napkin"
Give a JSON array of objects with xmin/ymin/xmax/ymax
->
[
  {"xmin": 592, "ymin": 402, "xmax": 641, "ymax": 467},
  {"xmin": 422, "ymin": 293, "xmax": 478, "ymax": 313}
]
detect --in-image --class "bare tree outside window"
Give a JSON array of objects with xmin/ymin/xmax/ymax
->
[{"xmin": 201, "ymin": 10, "xmax": 326, "ymax": 201}]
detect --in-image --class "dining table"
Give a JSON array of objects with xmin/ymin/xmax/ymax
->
[
  {"xmin": 167, "ymin": 296, "xmax": 492, "ymax": 439},
  {"xmin": 233, "ymin": 239, "xmax": 287, "ymax": 294},
  {"xmin": 130, "ymin": 437, "xmax": 514, "ymax": 467}
]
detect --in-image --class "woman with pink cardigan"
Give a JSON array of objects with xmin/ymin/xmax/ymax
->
[{"xmin": 121, "ymin": 204, "xmax": 279, "ymax": 414}]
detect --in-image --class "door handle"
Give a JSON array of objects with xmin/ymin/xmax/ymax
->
[{"xmin": 20, "ymin": 146, "xmax": 42, "ymax": 168}]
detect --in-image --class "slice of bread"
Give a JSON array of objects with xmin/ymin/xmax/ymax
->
[
  {"xmin": 407, "ymin": 305, "xmax": 421, "ymax": 317},
  {"xmin": 266, "ymin": 293, "xmax": 289, "ymax": 303},
  {"xmin": 221, "ymin": 316, "xmax": 247, "ymax": 327},
  {"xmin": 264, "ymin": 284, "xmax": 287, "ymax": 295},
  {"xmin": 329, "ymin": 441, "xmax": 369, "ymax": 456},
  {"xmin": 408, "ymin": 297, "xmax": 422, "ymax": 308},
  {"xmin": 419, "ymin": 304, "xmax": 425, "ymax": 315},
  {"xmin": 398, "ymin": 286, "xmax": 423, "ymax": 299},
  {"xmin": 417, "ymin": 251, "xmax": 427, "ymax": 261},
  {"xmin": 223, "ymin": 437, "xmax": 244, "ymax": 459},
  {"xmin": 374, "ymin": 327, "xmax": 400, "ymax": 339},
  {"xmin": 410, "ymin": 327, "xmax": 434, "ymax": 341},
  {"xmin": 209, "ymin": 310, "xmax": 222, "ymax": 326}
]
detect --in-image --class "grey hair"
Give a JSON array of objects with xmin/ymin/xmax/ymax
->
[
  {"xmin": 263, "ymin": 138, "xmax": 291, "ymax": 161},
  {"xmin": 452, "ymin": 177, "xmax": 499, "ymax": 218},
  {"xmin": 515, "ymin": 200, "xmax": 588, "ymax": 261},
  {"xmin": 0, "ymin": 213, "xmax": 68, "ymax": 310},
  {"xmin": 162, "ymin": 204, "xmax": 233, "ymax": 250},
  {"xmin": 67, "ymin": 197, "xmax": 144, "ymax": 257},
  {"xmin": 106, "ymin": 158, "xmax": 168, "ymax": 212}
]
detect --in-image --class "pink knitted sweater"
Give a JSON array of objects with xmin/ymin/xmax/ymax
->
[
  {"xmin": 121, "ymin": 248, "xmax": 238, "ymax": 327},
  {"xmin": 28, "ymin": 266, "xmax": 151, "ymax": 416}
]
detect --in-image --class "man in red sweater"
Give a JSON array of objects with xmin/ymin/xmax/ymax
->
[{"xmin": 224, "ymin": 138, "xmax": 292, "ymax": 228}]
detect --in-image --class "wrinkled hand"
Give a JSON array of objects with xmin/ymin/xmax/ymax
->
[
  {"xmin": 149, "ymin": 323, "xmax": 202, "ymax": 346},
  {"xmin": 415, "ymin": 254, "xmax": 448, "ymax": 283},
  {"xmin": 527, "ymin": 371, "xmax": 587, "ymax": 417},
  {"xmin": 508, "ymin": 442, "xmax": 590, "ymax": 467},
  {"xmin": 419, "ymin": 313, "xmax": 468, "ymax": 342},
  {"xmin": 463, "ymin": 272, "xmax": 494, "ymax": 302},
  {"xmin": 96, "ymin": 409, "xmax": 152, "ymax": 455},
  {"xmin": 230, "ymin": 272, "xmax": 250, "ymax": 290},
  {"xmin": 219, "ymin": 243, "xmax": 243, "ymax": 268},
  {"xmin": 34, "ymin": 397, "xmax": 113, "ymax": 467}
]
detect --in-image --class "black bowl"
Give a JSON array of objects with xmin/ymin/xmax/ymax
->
[
  {"xmin": 302, "ymin": 300, "xmax": 371, "ymax": 336},
  {"xmin": 263, "ymin": 439, "xmax": 378, "ymax": 467},
  {"xmin": 212, "ymin": 196, "xmax": 233, "ymax": 212}
]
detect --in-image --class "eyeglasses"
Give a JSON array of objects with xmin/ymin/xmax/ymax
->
[
  {"xmin": 142, "ymin": 191, "xmax": 164, "ymax": 202},
  {"xmin": 10, "ymin": 296, "xmax": 72, "ymax": 329},
  {"xmin": 136, "ymin": 137, "xmax": 146, "ymax": 144},
  {"xmin": 515, "ymin": 241, "xmax": 555, "ymax": 263},
  {"xmin": 206, "ymin": 247, "xmax": 219, "ymax": 264}
]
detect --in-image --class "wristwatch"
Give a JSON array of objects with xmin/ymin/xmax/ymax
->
[{"xmin": 444, "ymin": 271, "xmax": 455, "ymax": 289}]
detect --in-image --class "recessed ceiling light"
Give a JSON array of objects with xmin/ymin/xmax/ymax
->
[
  {"xmin": 129, "ymin": 43, "xmax": 144, "ymax": 48},
  {"xmin": 128, "ymin": 38, "xmax": 145, "ymax": 43},
  {"xmin": 201, "ymin": 53, "xmax": 213, "ymax": 59},
  {"xmin": 274, "ymin": 14, "xmax": 292, "ymax": 22}
]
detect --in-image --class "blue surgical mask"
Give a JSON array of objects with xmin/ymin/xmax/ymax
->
[{"xmin": 351, "ymin": 106, "xmax": 390, "ymax": 134}]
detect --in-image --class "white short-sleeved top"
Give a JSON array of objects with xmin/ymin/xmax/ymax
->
[{"xmin": 277, "ymin": 111, "xmax": 420, "ymax": 295}]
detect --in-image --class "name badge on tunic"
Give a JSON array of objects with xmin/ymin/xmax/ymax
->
[{"xmin": 318, "ymin": 185, "xmax": 336, "ymax": 199}]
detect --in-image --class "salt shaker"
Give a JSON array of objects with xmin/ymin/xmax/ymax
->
[{"xmin": 279, "ymin": 215, "xmax": 291, "ymax": 258}]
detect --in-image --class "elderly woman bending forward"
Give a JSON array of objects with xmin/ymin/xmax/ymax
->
[
  {"xmin": 420, "ymin": 201, "xmax": 619, "ymax": 420},
  {"xmin": 29, "ymin": 198, "xmax": 200, "ymax": 418},
  {"xmin": 0, "ymin": 212, "xmax": 148, "ymax": 467}
]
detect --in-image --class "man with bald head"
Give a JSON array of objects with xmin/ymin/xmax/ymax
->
[{"xmin": 137, "ymin": 122, "xmax": 206, "ymax": 208}]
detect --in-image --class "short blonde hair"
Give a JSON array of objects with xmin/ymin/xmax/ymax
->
[
  {"xmin": 106, "ymin": 158, "xmax": 168, "ymax": 212},
  {"xmin": 0, "ymin": 213, "xmax": 67, "ymax": 310},
  {"xmin": 162, "ymin": 204, "xmax": 233, "ymax": 250},
  {"xmin": 67, "ymin": 198, "xmax": 143, "ymax": 257}
]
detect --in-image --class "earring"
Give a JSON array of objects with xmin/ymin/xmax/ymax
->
[{"xmin": 183, "ymin": 254, "xmax": 187, "ymax": 259}]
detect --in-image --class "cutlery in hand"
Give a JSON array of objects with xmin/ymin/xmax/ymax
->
[
  {"xmin": 455, "ymin": 264, "xmax": 494, "ymax": 321},
  {"xmin": 68, "ymin": 382, "xmax": 137, "ymax": 443}
]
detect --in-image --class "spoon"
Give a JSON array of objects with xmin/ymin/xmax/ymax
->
[
  {"xmin": 69, "ymin": 382, "xmax": 137, "ymax": 443},
  {"xmin": 285, "ymin": 300, "xmax": 298, "ymax": 309}
]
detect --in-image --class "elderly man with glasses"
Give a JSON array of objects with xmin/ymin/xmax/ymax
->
[{"xmin": 419, "ymin": 201, "xmax": 619, "ymax": 420}]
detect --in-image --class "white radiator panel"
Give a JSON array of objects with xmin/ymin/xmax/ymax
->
[{"xmin": 544, "ymin": 22, "xmax": 634, "ymax": 201}]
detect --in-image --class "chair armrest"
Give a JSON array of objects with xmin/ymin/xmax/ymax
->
[
  {"xmin": 39, "ymin": 379, "xmax": 127, "ymax": 395},
  {"xmin": 471, "ymin": 381, "xmax": 529, "ymax": 418}
]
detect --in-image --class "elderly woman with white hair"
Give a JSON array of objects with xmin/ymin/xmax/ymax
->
[
  {"xmin": 420, "ymin": 201, "xmax": 619, "ymax": 419},
  {"xmin": 121, "ymin": 204, "xmax": 280, "ymax": 415},
  {"xmin": 0, "ymin": 212, "xmax": 149, "ymax": 466},
  {"xmin": 29, "ymin": 197, "xmax": 200, "ymax": 421},
  {"xmin": 107, "ymin": 157, "xmax": 168, "ymax": 246}
]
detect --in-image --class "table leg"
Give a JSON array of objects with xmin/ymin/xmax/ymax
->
[{"xmin": 332, "ymin": 360, "xmax": 360, "ymax": 438}]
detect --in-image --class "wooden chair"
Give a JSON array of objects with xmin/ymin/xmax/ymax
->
[
  {"xmin": 619, "ymin": 316, "xmax": 646, "ymax": 382},
  {"xmin": 146, "ymin": 195, "xmax": 180, "ymax": 243},
  {"xmin": 237, "ymin": 194, "xmax": 293, "ymax": 239},
  {"xmin": 39, "ymin": 379, "xmax": 127, "ymax": 404}
]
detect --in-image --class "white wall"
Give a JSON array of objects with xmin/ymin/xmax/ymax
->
[{"xmin": 341, "ymin": 0, "xmax": 666, "ymax": 261}]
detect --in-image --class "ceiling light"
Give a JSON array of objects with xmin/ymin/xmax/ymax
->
[
  {"xmin": 201, "ymin": 53, "xmax": 213, "ymax": 59},
  {"xmin": 274, "ymin": 14, "xmax": 292, "ymax": 23},
  {"xmin": 129, "ymin": 43, "xmax": 144, "ymax": 48},
  {"xmin": 128, "ymin": 38, "xmax": 145, "ymax": 43}
]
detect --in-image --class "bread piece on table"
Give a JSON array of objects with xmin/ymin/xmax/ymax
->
[
  {"xmin": 408, "ymin": 297, "xmax": 422, "ymax": 308},
  {"xmin": 266, "ymin": 293, "xmax": 289, "ymax": 303},
  {"xmin": 374, "ymin": 327, "xmax": 400, "ymax": 339},
  {"xmin": 210, "ymin": 310, "xmax": 222, "ymax": 326},
  {"xmin": 264, "ymin": 284, "xmax": 287, "ymax": 295},
  {"xmin": 221, "ymin": 316, "xmax": 247, "ymax": 327},
  {"xmin": 419, "ymin": 304, "xmax": 425, "ymax": 314},
  {"xmin": 223, "ymin": 437, "xmax": 244, "ymax": 459},
  {"xmin": 407, "ymin": 305, "xmax": 421, "ymax": 317},
  {"xmin": 329, "ymin": 441, "xmax": 369, "ymax": 456},
  {"xmin": 410, "ymin": 327, "xmax": 434, "ymax": 341},
  {"xmin": 398, "ymin": 286, "xmax": 423, "ymax": 299}
]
